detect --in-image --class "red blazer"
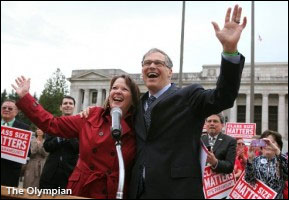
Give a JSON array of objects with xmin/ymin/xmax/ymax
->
[{"xmin": 17, "ymin": 94, "xmax": 136, "ymax": 199}]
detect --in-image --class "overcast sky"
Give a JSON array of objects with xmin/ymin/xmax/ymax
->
[{"xmin": 1, "ymin": 1, "xmax": 288, "ymax": 96}]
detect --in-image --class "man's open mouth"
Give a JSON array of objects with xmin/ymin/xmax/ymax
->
[{"xmin": 147, "ymin": 72, "xmax": 159, "ymax": 78}]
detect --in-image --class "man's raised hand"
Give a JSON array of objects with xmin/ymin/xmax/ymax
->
[{"xmin": 212, "ymin": 4, "xmax": 247, "ymax": 53}]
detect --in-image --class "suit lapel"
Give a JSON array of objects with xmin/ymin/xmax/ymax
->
[
  {"xmin": 137, "ymin": 84, "xmax": 179, "ymax": 140},
  {"xmin": 135, "ymin": 93, "xmax": 148, "ymax": 141},
  {"xmin": 12, "ymin": 120, "xmax": 19, "ymax": 128},
  {"xmin": 147, "ymin": 84, "xmax": 178, "ymax": 135},
  {"xmin": 202, "ymin": 135, "xmax": 210, "ymax": 148},
  {"xmin": 149, "ymin": 84, "xmax": 178, "ymax": 111},
  {"xmin": 213, "ymin": 133, "xmax": 224, "ymax": 153}
]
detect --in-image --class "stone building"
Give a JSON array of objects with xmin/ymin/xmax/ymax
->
[{"xmin": 68, "ymin": 63, "xmax": 288, "ymax": 151}]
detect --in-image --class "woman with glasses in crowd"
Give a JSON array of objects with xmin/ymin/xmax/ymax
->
[{"xmin": 234, "ymin": 138, "xmax": 248, "ymax": 180}]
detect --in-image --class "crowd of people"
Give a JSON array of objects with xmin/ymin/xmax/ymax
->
[
  {"xmin": 1, "ymin": 3, "xmax": 288, "ymax": 199},
  {"xmin": 200, "ymin": 114, "xmax": 288, "ymax": 199}
]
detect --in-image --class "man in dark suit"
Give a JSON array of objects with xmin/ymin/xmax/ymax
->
[
  {"xmin": 39, "ymin": 96, "xmax": 79, "ymax": 189},
  {"xmin": 1, "ymin": 99, "xmax": 30, "ymax": 187},
  {"xmin": 129, "ymin": 4, "xmax": 247, "ymax": 199},
  {"xmin": 201, "ymin": 114, "xmax": 236, "ymax": 174}
]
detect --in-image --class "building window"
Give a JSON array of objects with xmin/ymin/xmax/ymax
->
[
  {"xmin": 254, "ymin": 106, "xmax": 262, "ymax": 135},
  {"xmin": 81, "ymin": 90, "xmax": 84, "ymax": 104},
  {"xmin": 92, "ymin": 92, "xmax": 98, "ymax": 104},
  {"xmin": 269, "ymin": 106, "xmax": 278, "ymax": 131},
  {"xmin": 102, "ymin": 89, "xmax": 106, "ymax": 103},
  {"xmin": 237, "ymin": 105, "xmax": 246, "ymax": 122}
]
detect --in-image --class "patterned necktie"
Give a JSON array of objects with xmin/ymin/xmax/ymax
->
[
  {"xmin": 144, "ymin": 96, "xmax": 156, "ymax": 130},
  {"xmin": 209, "ymin": 136, "xmax": 216, "ymax": 148}
]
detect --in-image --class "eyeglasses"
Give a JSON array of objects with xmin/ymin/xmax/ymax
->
[
  {"xmin": 237, "ymin": 143, "xmax": 245, "ymax": 146},
  {"xmin": 1, "ymin": 106, "xmax": 14, "ymax": 111},
  {"xmin": 142, "ymin": 60, "xmax": 166, "ymax": 68}
]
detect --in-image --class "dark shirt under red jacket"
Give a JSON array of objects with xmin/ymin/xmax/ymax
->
[{"xmin": 17, "ymin": 93, "xmax": 136, "ymax": 199}]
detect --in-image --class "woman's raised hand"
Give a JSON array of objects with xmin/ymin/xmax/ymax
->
[{"xmin": 11, "ymin": 76, "xmax": 31, "ymax": 98}]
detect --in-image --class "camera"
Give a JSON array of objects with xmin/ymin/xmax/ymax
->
[
  {"xmin": 251, "ymin": 139, "xmax": 266, "ymax": 147},
  {"xmin": 206, "ymin": 145, "xmax": 212, "ymax": 151}
]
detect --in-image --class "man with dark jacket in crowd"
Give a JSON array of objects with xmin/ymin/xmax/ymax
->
[
  {"xmin": 1, "ymin": 99, "xmax": 30, "ymax": 187},
  {"xmin": 39, "ymin": 96, "xmax": 79, "ymax": 189},
  {"xmin": 201, "ymin": 113, "xmax": 236, "ymax": 174}
]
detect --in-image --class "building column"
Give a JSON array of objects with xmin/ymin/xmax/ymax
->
[
  {"xmin": 230, "ymin": 100, "xmax": 237, "ymax": 122},
  {"xmin": 262, "ymin": 93, "xmax": 269, "ymax": 132},
  {"xmin": 97, "ymin": 88, "xmax": 103, "ymax": 107},
  {"xmin": 278, "ymin": 93, "xmax": 286, "ymax": 137},
  {"xmin": 74, "ymin": 89, "xmax": 82, "ymax": 113},
  {"xmin": 75, "ymin": 89, "xmax": 82, "ymax": 113},
  {"xmin": 246, "ymin": 93, "xmax": 251, "ymax": 123},
  {"xmin": 83, "ymin": 89, "xmax": 90, "ymax": 111}
]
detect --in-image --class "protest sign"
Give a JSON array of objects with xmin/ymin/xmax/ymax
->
[
  {"xmin": 229, "ymin": 172, "xmax": 277, "ymax": 199},
  {"xmin": 200, "ymin": 141, "xmax": 208, "ymax": 179},
  {"xmin": 225, "ymin": 123, "xmax": 256, "ymax": 139},
  {"xmin": 1, "ymin": 125, "xmax": 32, "ymax": 164},
  {"xmin": 203, "ymin": 166, "xmax": 236, "ymax": 199}
]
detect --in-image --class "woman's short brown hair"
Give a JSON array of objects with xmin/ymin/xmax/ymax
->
[{"xmin": 260, "ymin": 130, "xmax": 283, "ymax": 150}]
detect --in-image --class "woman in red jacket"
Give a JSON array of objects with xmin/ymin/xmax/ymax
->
[{"xmin": 12, "ymin": 75, "xmax": 140, "ymax": 199}]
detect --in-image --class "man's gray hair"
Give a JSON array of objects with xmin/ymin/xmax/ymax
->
[{"xmin": 142, "ymin": 48, "xmax": 173, "ymax": 68}]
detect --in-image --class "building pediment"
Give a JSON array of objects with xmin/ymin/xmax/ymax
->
[{"xmin": 70, "ymin": 71, "xmax": 110, "ymax": 81}]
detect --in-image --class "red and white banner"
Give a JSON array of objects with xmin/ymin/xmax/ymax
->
[
  {"xmin": 1, "ymin": 125, "xmax": 32, "ymax": 164},
  {"xmin": 203, "ymin": 166, "xmax": 236, "ymax": 199},
  {"xmin": 200, "ymin": 141, "xmax": 208, "ymax": 179},
  {"xmin": 225, "ymin": 123, "xmax": 256, "ymax": 139},
  {"xmin": 228, "ymin": 172, "xmax": 277, "ymax": 199}
]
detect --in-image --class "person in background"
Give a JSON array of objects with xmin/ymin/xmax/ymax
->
[
  {"xmin": 201, "ymin": 114, "xmax": 237, "ymax": 174},
  {"xmin": 234, "ymin": 159, "xmax": 243, "ymax": 180},
  {"xmin": 284, "ymin": 151, "xmax": 288, "ymax": 199},
  {"xmin": 39, "ymin": 96, "xmax": 79, "ymax": 189},
  {"xmin": 12, "ymin": 74, "xmax": 140, "ymax": 198},
  {"xmin": 23, "ymin": 127, "xmax": 48, "ymax": 188},
  {"xmin": 234, "ymin": 138, "xmax": 248, "ymax": 180},
  {"xmin": 1, "ymin": 99, "xmax": 30, "ymax": 187},
  {"xmin": 235, "ymin": 138, "xmax": 248, "ymax": 171},
  {"xmin": 245, "ymin": 130, "xmax": 288, "ymax": 199}
]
